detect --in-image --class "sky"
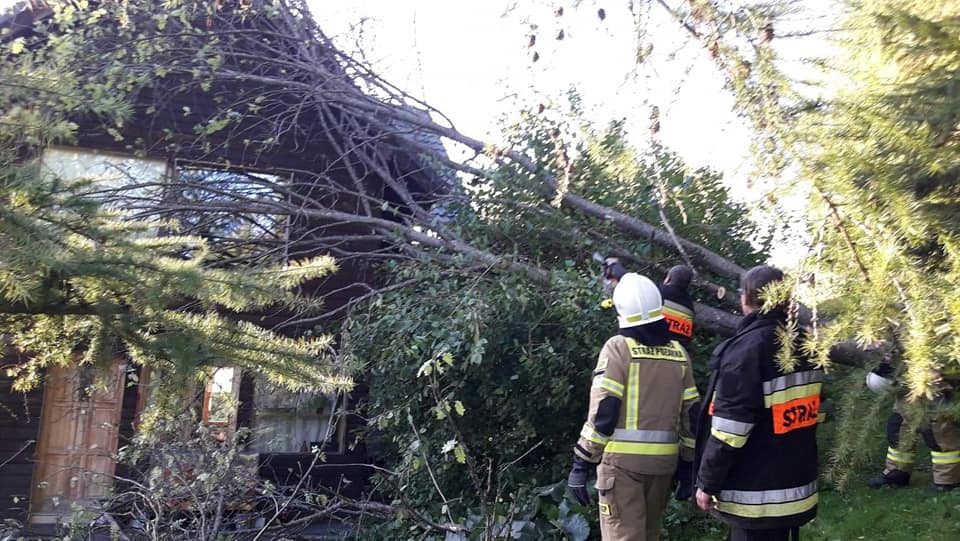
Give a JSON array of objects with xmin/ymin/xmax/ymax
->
[
  {"xmin": 0, "ymin": 0, "xmax": 760, "ymax": 192},
  {"xmin": 317, "ymin": 0, "xmax": 755, "ymax": 194}
]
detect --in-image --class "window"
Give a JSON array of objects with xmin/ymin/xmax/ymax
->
[
  {"xmin": 250, "ymin": 380, "xmax": 344, "ymax": 454},
  {"xmin": 40, "ymin": 146, "xmax": 168, "ymax": 218},
  {"xmin": 201, "ymin": 367, "xmax": 240, "ymax": 442},
  {"xmin": 40, "ymin": 146, "xmax": 167, "ymax": 188},
  {"xmin": 169, "ymin": 161, "xmax": 293, "ymax": 265}
]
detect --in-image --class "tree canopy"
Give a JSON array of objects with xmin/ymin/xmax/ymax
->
[
  {"xmin": 0, "ymin": 0, "xmax": 352, "ymax": 394},
  {"xmin": 793, "ymin": 0, "xmax": 960, "ymax": 398}
]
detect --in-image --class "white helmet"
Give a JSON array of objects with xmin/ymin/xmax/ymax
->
[
  {"xmin": 866, "ymin": 371, "xmax": 896, "ymax": 395},
  {"xmin": 613, "ymin": 273, "xmax": 664, "ymax": 328}
]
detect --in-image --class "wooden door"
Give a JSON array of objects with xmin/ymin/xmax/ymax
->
[{"xmin": 28, "ymin": 363, "xmax": 125, "ymax": 524}]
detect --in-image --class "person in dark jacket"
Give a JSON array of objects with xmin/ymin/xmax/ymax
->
[
  {"xmin": 599, "ymin": 256, "xmax": 629, "ymax": 309},
  {"xmin": 659, "ymin": 264, "xmax": 698, "ymax": 501},
  {"xmin": 694, "ymin": 265, "xmax": 821, "ymax": 541},
  {"xmin": 659, "ymin": 265, "xmax": 696, "ymax": 352}
]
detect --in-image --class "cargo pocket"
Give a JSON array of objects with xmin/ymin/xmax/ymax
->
[{"xmin": 595, "ymin": 472, "xmax": 616, "ymax": 518}]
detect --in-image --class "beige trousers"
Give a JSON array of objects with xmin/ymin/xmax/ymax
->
[
  {"xmin": 884, "ymin": 397, "xmax": 960, "ymax": 485},
  {"xmin": 596, "ymin": 464, "xmax": 673, "ymax": 541}
]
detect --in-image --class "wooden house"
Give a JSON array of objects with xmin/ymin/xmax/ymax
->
[{"xmin": 0, "ymin": 0, "xmax": 453, "ymax": 528}]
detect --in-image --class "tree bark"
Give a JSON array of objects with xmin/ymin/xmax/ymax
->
[
  {"xmin": 329, "ymin": 97, "xmax": 749, "ymax": 281},
  {"xmin": 693, "ymin": 301, "xmax": 741, "ymax": 337}
]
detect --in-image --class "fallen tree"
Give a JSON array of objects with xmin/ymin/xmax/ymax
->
[{"xmin": 0, "ymin": 0, "xmax": 876, "ymax": 352}]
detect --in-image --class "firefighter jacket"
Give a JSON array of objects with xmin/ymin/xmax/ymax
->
[
  {"xmin": 575, "ymin": 335, "xmax": 699, "ymax": 474},
  {"xmin": 694, "ymin": 309, "xmax": 821, "ymax": 530},
  {"xmin": 659, "ymin": 284, "xmax": 695, "ymax": 351}
]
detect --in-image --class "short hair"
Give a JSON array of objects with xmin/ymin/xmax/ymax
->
[
  {"xmin": 740, "ymin": 265, "xmax": 785, "ymax": 309},
  {"xmin": 665, "ymin": 265, "xmax": 693, "ymax": 289}
]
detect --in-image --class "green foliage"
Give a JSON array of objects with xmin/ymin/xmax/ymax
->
[
  {"xmin": 660, "ymin": 498, "xmax": 724, "ymax": 540},
  {"xmin": 0, "ymin": 1, "xmax": 353, "ymax": 394},
  {"xmin": 347, "ymin": 267, "xmax": 607, "ymax": 515},
  {"xmin": 486, "ymin": 110, "xmax": 770, "ymax": 287},
  {"xmin": 344, "ymin": 114, "xmax": 767, "ymax": 534},
  {"xmin": 793, "ymin": 1, "xmax": 960, "ymax": 401},
  {"xmin": 0, "ymin": 158, "xmax": 348, "ymax": 392},
  {"xmin": 570, "ymin": 126, "xmax": 771, "ymax": 271},
  {"xmin": 820, "ymin": 368, "xmax": 891, "ymax": 491}
]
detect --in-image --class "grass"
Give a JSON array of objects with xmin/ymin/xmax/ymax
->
[
  {"xmin": 808, "ymin": 475, "xmax": 960, "ymax": 541},
  {"xmin": 664, "ymin": 474, "xmax": 960, "ymax": 541}
]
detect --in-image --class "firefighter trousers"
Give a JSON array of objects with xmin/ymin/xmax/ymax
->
[
  {"xmin": 596, "ymin": 463, "xmax": 673, "ymax": 541},
  {"xmin": 884, "ymin": 398, "xmax": 960, "ymax": 485}
]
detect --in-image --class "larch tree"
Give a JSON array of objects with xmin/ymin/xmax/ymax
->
[
  {"xmin": 794, "ymin": 0, "xmax": 960, "ymax": 399},
  {"xmin": 0, "ymin": 1, "xmax": 350, "ymax": 395}
]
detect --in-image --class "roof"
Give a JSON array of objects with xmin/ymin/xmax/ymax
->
[
  {"xmin": 0, "ymin": 0, "xmax": 455, "ymax": 200},
  {"xmin": 0, "ymin": 1, "xmax": 51, "ymax": 43},
  {"xmin": 387, "ymin": 104, "xmax": 459, "ymax": 198}
]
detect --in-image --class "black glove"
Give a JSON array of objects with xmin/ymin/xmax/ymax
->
[
  {"xmin": 602, "ymin": 257, "xmax": 627, "ymax": 282},
  {"xmin": 674, "ymin": 459, "xmax": 693, "ymax": 501},
  {"xmin": 874, "ymin": 362, "xmax": 895, "ymax": 378},
  {"xmin": 567, "ymin": 457, "xmax": 597, "ymax": 506}
]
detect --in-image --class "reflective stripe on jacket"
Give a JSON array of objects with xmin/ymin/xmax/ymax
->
[
  {"xmin": 575, "ymin": 336, "xmax": 698, "ymax": 475},
  {"xmin": 694, "ymin": 310, "xmax": 820, "ymax": 530},
  {"xmin": 659, "ymin": 284, "xmax": 695, "ymax": 350},
  {"xmin": 663, "ymin": 299, "xmax": 694, "ymax": 340}
]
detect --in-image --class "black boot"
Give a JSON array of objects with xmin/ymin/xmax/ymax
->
[
  {"xmin": 868, "ymin": 469, "xmax": 910, "ymax": 489},
  {"xmin": 929, "ymin": 482, "xmax": 960, "ymax": 493}
]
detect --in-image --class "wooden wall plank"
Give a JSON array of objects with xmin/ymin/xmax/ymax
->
[{"xmin": 0, "ymin": 365, "xmax": 43, "ymax": 523}]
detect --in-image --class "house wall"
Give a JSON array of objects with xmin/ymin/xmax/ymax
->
[
  {"xmin": 0, "ymin": 360, "xmax": 44, "ymax": 523},
  {"xmin": 32, "ymin": 76, "xmax": 422, "ymax": 503},
  {"xmin": 113, "ymin": 365, "xmax": 144, "ymax": 485}
]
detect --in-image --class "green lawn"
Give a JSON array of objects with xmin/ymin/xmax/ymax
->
[
  {"xmin": 663, "ymin": 476, "xmax": 960, "ymax": 541},
  {"xmin": 808, "ymin": 476, "xmax": 960, "ymax": 541}
]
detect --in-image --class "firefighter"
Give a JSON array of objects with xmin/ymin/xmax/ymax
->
[
  {"xmin": 866, "ymin": 364, "xmax": 960, "ymax": 492},
  {"xmin": 658, "ymin": 264, "xmax": 698, "ymax": 502},
  {"xmin": 694, "ymin": 265, "xmax": 821, "ymax": 541},
  {"xmin": 598, "ymin": 259, "xmax": 699, "ymax": 500},
  {"xmin": 599, "ymin": 259, "xmax": 697, "ymax": 352},
  {"xmin": 568, "ymin": 272, "xmax": 699, "ymax": 540},
  {"xmin": 660, "ymin": 264, "xmax": 696, "ymax": 352},
  {"xmin": 599, "ymin": 255, "xmax": 628, "ymax": 310}
]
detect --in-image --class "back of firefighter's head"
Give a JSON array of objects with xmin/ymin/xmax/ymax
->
[
  {"xmin": 612, "ymin": 272, "xmax": 664, "ymax": 328},
  {"xmin": 740, "ymin": 265, "xmax": 785, "ymax": 314},
  {"xmin": 664, "ymin": 265, "xmax": 693, "ymax": 290}
]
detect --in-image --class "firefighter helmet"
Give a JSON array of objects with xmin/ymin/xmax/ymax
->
[
  {"xmin": 613, "ymin": 273, "xmax": 664, "ymax": 328},
  {"xmin": 866, "ymin": 370, "xmax": 896, "ymax": 395}
]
